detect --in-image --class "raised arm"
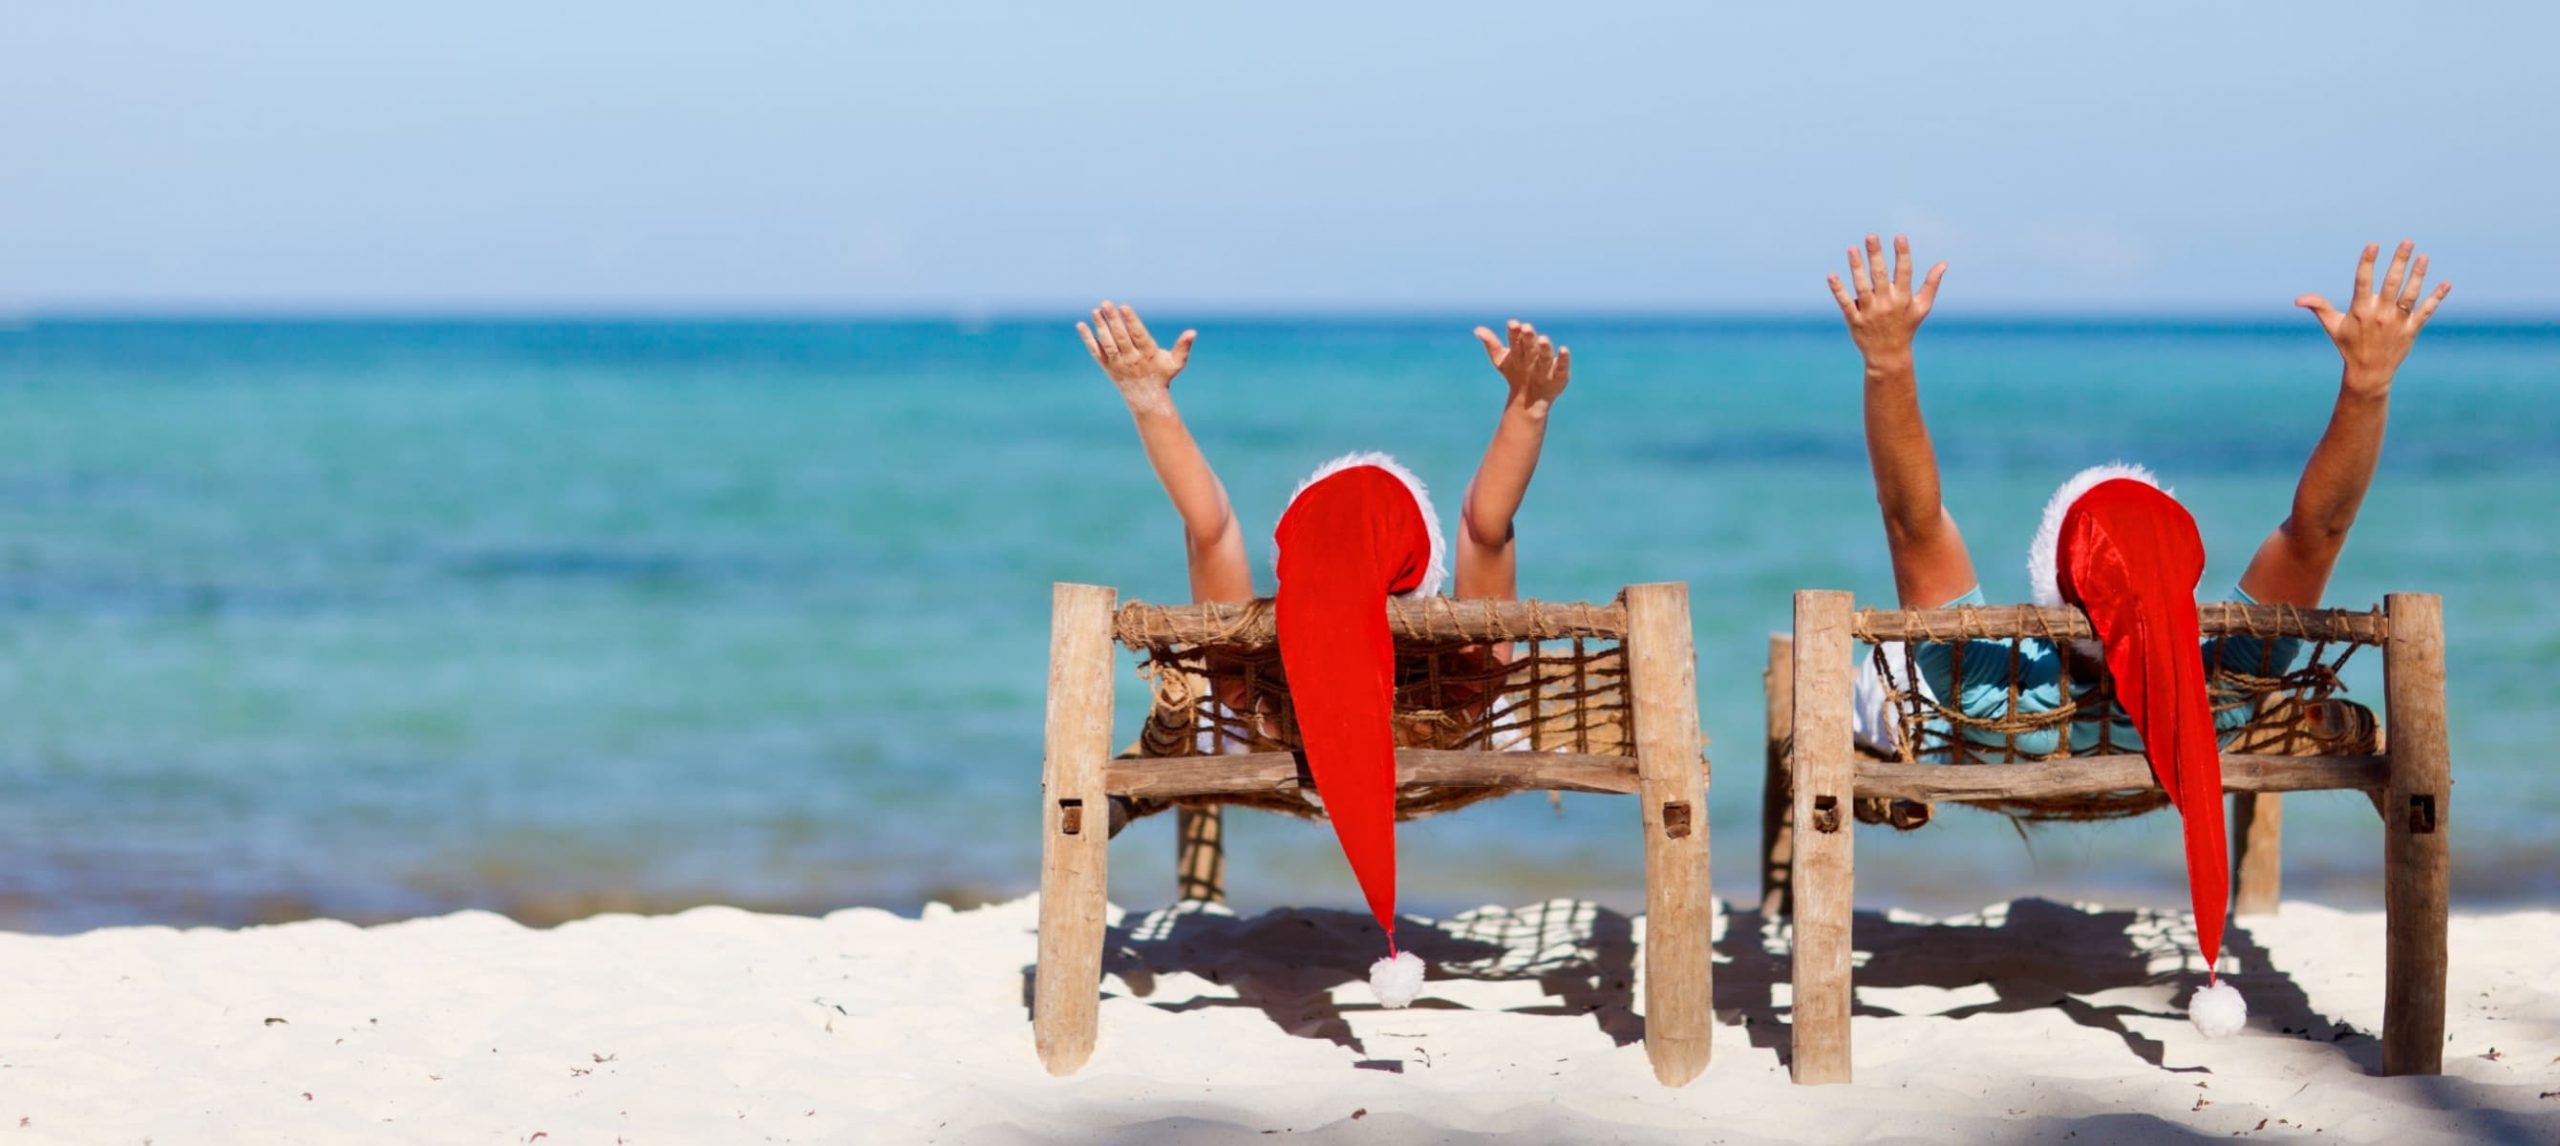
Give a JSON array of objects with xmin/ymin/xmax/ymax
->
[
  {"xmin": 2236, "ymin": 241, "xmax": 2451, "ymax": 607},
  {"xmin": 1830, "ymin": 234, "xmax": 1974, "ymax": 608},
  {"xmin": 1454, "ymin": 320, "xmax": 1569, "ymax": 600},
  {"xmin": 1078, "ymin": 301, "xmax": 1253, "ymax": 603}
]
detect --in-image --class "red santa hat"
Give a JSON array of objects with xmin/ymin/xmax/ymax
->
[
  {"xmin": 2027, "ymin": 463, "xmax": 2247, "ymax": 1038},
  {"xmin": 1272, "ymin": 452, "xmax": 1444, "ymax": 1008}
]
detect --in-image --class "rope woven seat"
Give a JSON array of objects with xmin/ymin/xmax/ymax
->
[
  {"xmin": 1033, "ymin": 582, "xmax": 1714, "ymax": 1085},
  {"xmin": 1117, "ymin": 595, "xmax": 1633, "ymax": 825},
  {"xmin": 1762, "ymin": 590, "xmax": 2453, "ymax": 1085},
  {"xmin": 1849, "ymin": 599, "xmax": 2386, "ymax": 824}
]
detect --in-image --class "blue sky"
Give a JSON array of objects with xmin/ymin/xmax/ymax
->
[{"xmin": 2, "ymin": 2, "xmax": 2551, "ymax": 313}]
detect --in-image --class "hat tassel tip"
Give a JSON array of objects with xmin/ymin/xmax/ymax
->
[{"xmin": 2191, "ymin": 977, "xmax": 2248, "ymax": 1038}]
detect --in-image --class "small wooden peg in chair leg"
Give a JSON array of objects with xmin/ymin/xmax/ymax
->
[
  {"xmin": 1627, "ymin": 583, "xmax": 1712, "ymax": 1085},
  {"xmin": 1034, "ymin": 583, "xmax": 1116, "ymax": 1075}
]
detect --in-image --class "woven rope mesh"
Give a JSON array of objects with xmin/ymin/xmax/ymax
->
[
  {"xmin": 1112, "ymin": 597, "xmax": 1632, "ymax": 824},
  {"xmin": 1850, "ymin": 601, "xmax": 2386, "ymax": 823}
]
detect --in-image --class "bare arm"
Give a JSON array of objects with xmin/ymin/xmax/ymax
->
[
  {"xmin": 1829, "ymin": 234, "xmax": 1975, "ymax": 608},
  {"xmin": 1077, "ymin": 301, "xmax": 1253, "ymax": 603},
  {"xmin": 2237, "ymin": 241, "xmax": 2451, "ymax": 606},
  {"xmin": 1454, "ymin": 320, "xmax": 1569, "ymax": 600}
]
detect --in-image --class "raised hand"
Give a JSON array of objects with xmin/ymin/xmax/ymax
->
[
  {"xmin": 2295, "ymin": 241, "xmax": 2450, "ymax": 396},
  {"xmin": 1078, "ymin": 301, "xmax": 1197, "ymax": 415},
  {"xmin": 1828, "ymin": 233, "xmax": 1948, "ymax": 369},
  {"xmin": 1471, "ymin": 319, "xmax": 1571, "ymax": 420}
]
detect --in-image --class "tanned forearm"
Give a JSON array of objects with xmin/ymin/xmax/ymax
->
[
  {"xmin": 1457, "ymin": 407, "xmax": 1546, "ymax": 600},
  {"xmin": 1861, "ymin": 353, "xmax": 1945, "ymax": 540},
  {"xmin": 2241, "ymin": 381, "xmax": 2391, "ymax": 607},
  {"xmin": 2283, "ymin": 384, "xmax": 2391, "ymax": 547},
  {"xmin": 1455, "ymin": 320, "xmax": 1570, "ymax": 601},
  {"xmin": 1128, "ymin": 402, "xmax": 1245, "ymax": 575}
]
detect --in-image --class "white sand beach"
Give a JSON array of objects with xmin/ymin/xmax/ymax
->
[{"xmin": 3, "ymin": 895, "xmax": 2555, "ymax": 1145}]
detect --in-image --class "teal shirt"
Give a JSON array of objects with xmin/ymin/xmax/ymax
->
[{"xmin": 1893, "ymin": 585, "xmax": 2302, "ymax": 759}]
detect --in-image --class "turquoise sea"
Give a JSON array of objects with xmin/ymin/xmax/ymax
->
[{"xmin": 0, "ymin": 316, "xmax": 2551, "ymax": 933}]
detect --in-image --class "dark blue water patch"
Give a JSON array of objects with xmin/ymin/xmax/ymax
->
[
  {"xmin": 0, "ymin": 470, "xmax": 166, "ymax": 506},
  {"xmin": 446, "ymin": 548, "xmax": 695, "ymax": 583},
  {"xmin": 0, "ymin": 557, "xmax": 859, "ymax": 620},
  {"xmin": 0, "ymin": 576, "xmax": 347, "ymax": 620},
  {"xmin": 434, "ymin": 544, "xmax": 873, "ymax": 590},
  {"xmin": 1639, "ymin": 430, "xmax": 1867, "ymax": 467}
]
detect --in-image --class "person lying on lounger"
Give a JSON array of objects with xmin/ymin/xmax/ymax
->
[
  {"xmin": 1827, "ymin": 233, "xmax": 2449, "ymax": 1035},
  {"xmin": 1076, "ymin": 301, "xmax": 1575, "ymax": 1002},
  {"xmin": 1829, "ymin": 235, "xmax": 2449, "ymax": 757}
]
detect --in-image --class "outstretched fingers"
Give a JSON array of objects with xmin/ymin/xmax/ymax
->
[
  {"xmin": 1170, "ymin": 329, "xmax": 1198, "ymax": 367},
  {"xmin": 1103, "ymin": 303, "xmax": 1138, "ymax": 353},
  {"xmin": 1474, "ymin": 325, "xmax": 1507, "ymax": 366},
  {"xmin": 1827, "ymin": 273, "xmax": 1857, "ymax": 314},
  {"xmin": 1865, "ymin": 234, "xmax": 1888, "ymax": 294},
  {"xmin": 1118, "ymin": 303, "xmax": 1157, "ymax": 353},
  {"xmin": 1893, "ymin": 234, "xmax": 1914, "ymax": 293},
  {"xmin": 2410, "ymin": 281, "xmax": 2452, "ymax": 327},
  {"xmin": 1090, "ymin": 303, "xmax": 1123, "ymax": 358},
  {"xmin": 1846, "ymin": 246, "xmax": 1869, "ymax": 301},
  {"xmin": 1076, "ymin": 320, "xmax": 1104, "ymax": 362},
  {"xmin": 2351, "ymin": 244, "xmax": 2379, "ymax": 302},
  {"xmin": 1916, "ymin": 262, "xmax": 1949, "ymax": 311},
  {"xmin": 2378, "ymin": 240, "xmax": 2415, "ymax": 305},
  {"xmin": 2395, "ymin": 254, "xmax": 2431, "ymax": 309}
]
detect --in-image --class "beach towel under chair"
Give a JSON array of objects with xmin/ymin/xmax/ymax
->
[
  {"xmin": 1761, "ymin": 590, "xmax": 2451, "ymax": 1084},
  {"xmin": 1033, "ymin": 582, "xmax": 1714, "ymax": 1084}
]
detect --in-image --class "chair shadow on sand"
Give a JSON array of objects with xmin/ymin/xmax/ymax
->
[
  {"xmin": 1716, "ymin": 896, "xmax": 2384, "ymax": 1075},
  {"xmin": 1027, "ymin": 894, "xmax": 2381, "ymax": 1077},
  {"xmin": 1023, "ymin": 897, "xmax": 1646, "ymax": 1065}
]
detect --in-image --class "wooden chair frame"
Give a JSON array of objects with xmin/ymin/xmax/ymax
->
[
  {"xmin": 1034, "ymin": 581, "xmax": 1714, "ymax": 1085},
  {"xmin": 1763, "ymin": 589, "xmax": 2451, "ymax": 1085}
]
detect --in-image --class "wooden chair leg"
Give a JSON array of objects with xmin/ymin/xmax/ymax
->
[
  {"xmin": 1034, "ymin": 583, "xmax": 1116, "ymax": 1075},
  {"xmin": 2381, "ymin": 592, "xmax": 2451, "ymax": 1076},
  {"xmin": 1626, "ymin": 583, "xmax": 1711, "ymax": 1086},
  {"xmin": 1788, "ymin": 590, "xmax": 1857, "ymax": 1085},
  {"xmin": 2231, "ymin": 792, "xmax": 2283, "ymax": 917},
  {"xmin": 1762, "ymin": 634, "xmax": 1797, "ymax": 920},
  {"xmin": 1174, "ymin": 805, "xmax": 1226, "ymax": 904}
]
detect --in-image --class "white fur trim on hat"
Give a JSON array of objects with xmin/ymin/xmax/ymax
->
[
  {"xmin": 2026, "ymin": 462, "xmax": 2169, "ymax": 607},
  {"xmin": 1278, "ymin": 451, "xmax": 1448, "ymax": 598}
]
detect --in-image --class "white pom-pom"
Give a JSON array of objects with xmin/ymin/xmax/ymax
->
[
  {"xmin": 1369, "ymin": 951, "xmax": 1425, "ymax": 1009},
  {"xmin": 2190, "ymin": 980, "xmax": 2247, "ymax": 1038}
]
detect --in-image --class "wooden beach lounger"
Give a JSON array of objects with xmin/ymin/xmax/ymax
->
[
  {"xmin": 1762, "ymin": 590, "xmax": 2452, "ymax": 1084},
  {"xmin": 1033, "ymin": 582, "xmax": 1714, "ymax": 1084}
]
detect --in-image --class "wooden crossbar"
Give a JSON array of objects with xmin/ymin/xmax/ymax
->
[
  {"xmin": 1852, "ymin": 754, "xmax": 2388, "ymax": 803},
  {"xmin": 1105, "ymin": 748, "xmax": 1641, "ymax": 800},
  {"xmin": 1850, "ymin": 602, "xmax": 2387, "ymax": 644},
  {"xmin": 1113, "ymin": 596, "xmax": 1630, "ymax": 647}
]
